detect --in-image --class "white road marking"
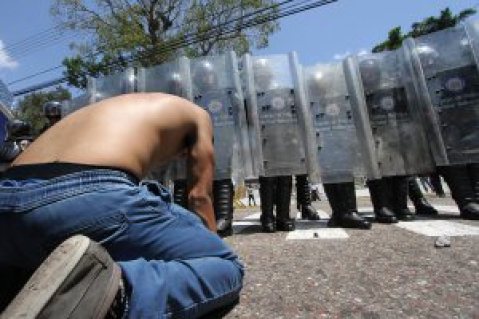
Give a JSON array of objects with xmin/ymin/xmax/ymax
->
[
  {"xmin": 287, "ymin": 224, "xmax": 349, "ymax": 240},
  {"xmin": 232, "ymin": 206, "xmax": 474, "ymax": 238},
  {"xmin": 286, "ymin": 218, "xmax": 349, "ymax": 240},
  {"xmin": 395, "ymin": 220, "xmax": 479, "ymax": 237},
  {"xmin": 232, "ymin": 212, "xmax": 349, "ymax": 240},
  {"xmin": 232, "ymin": 212, "xmax": 261, "ymax": 233},
  {"xmin": 358, "ymin": 205, "xmax": 460, "ymax": 215},
  {"xmin": 358, "ymin": 207, "xmax": 374, "ymax": 213},
  {"xmin": 243, "ymin": 212, "xmax": 261, "ymax": 220},
  {"xmin": 430, "ymin": 205, "xmax": 459, "ymax": 213}
]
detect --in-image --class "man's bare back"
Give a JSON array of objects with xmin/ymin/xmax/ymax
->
[{"xmin": 13, "ymin": 93, "xmax": 217, "ymax": 230}]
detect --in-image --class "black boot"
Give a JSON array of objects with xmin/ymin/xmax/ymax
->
[
  {"xmin": 296, "ymin": 177, "xmax": 303, "ymax": 212},
  {"xmin": 325, "ymin": 182, "xmax": 371, "ymax": 229},
  {"xmin": 430, "ymin": 173, "xmax": 446, "ymax": 197},
  {"xmin": 213, "ymin": 179, "xmax": 234, "ymax": 237},
  {"xmin": 296, "ymin": 174, "xmax": 320, "ymax": 220},
  {"xmin": 275, "ymin": 176, "xmax": 295, "ymax": 231},
  {"xmin": 389, "ymin": 176, "xmax": 415, "ymax": 221},
  {"xmin": 468, "ymin": 163, "xmax": 479, "ymax": 204},
  {"xmin": 367, "ymin": 179, "xmax": 398, "ymax": 223},
  {"xmin": 439, "ymin": 165, "xmax": 479, "ymax": 220},
  {"xmin": 324, "ymin": 183, "xmax": 342, "ymax": 226},
  {"xmin": 408, "ymin": 177, "xmax": 438, "ymax": 216},
  {"xmin": 259, "ymin": 176, "xmax": 276, "ymax": 232},
  {"xmin": 173, "ymin": 179, "xmax": 188, "ymax": 209}
]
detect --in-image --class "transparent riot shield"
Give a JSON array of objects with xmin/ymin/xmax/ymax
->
[
  {"xmin": 88, "ymin": 68, "xmax": 136, "ymax": 102},
  {"xmin": 242, "ymin": 52, "xmax": 317, "ymax": 178},
  {"xmin": 190, "ymin": 52, "xmax": 253, "ymax": 181},
  {"xmin": 0, "ymin": 101, "xmax": 18, "ymax": 166},
  {"xmin": 137, "ymin": 57, "xmax": 192, "ymax": 99},
  {"xmin": 344, "ymin": 49, "xmax": 434, "ymax": 179},
  {"xmin": 303, "ymin": 62, "xmax": 365, "ymax": 183},
  {"xmin": 61, "ymin": 94, "xmax": 92, "ymax": 117},
  {"xmin": 405, "ymin": 21, "xmax": 479, "ymax": 166},
  {"xmin": 0, "ymin": 80, "xmax": 13, "ymax": 109},
  {"xmin": 0, "ymin": 103, "xmax": 13, "ymax": 144},
  {"xmin": 137, "ymin": 58, "xmax": 192, "ymax": 181}
]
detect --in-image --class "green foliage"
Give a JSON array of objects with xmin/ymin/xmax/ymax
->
[
  {"xmin": 16, "ymin": 87, "xmax": 71, "ymax": 135},
  {"xmin": 51, "ymin": 0, "xmax": 280, "ymax": 88},
  {"xmin": 181, "ymin": 0, "xmax": 279, "ymax": 57},
  {"xmin": 62, "ymin": 54, "xmax": 127, "ymax": 89},
  {"xmin": 409, "ymin": 7, "xmax": 476, "ymax": 38},
  {"xmin": 372, "ymin": 27, "xmax": 404, "ymax": 53},
  {"xmin": 372, "ymin": 7, "xmax": 477, "ymax": 53}
]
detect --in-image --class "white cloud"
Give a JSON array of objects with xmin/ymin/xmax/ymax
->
[
  {"xmin": 0, "ymin": 40, "xmax": 18, "ymax": 70},
  {"xmin": 333, "ymin": 48, "xmax": 370, "ymax": 60},
  {"xmin": 357, "ymin": 48, "xmax": 369, "ymax": 56},
  {"xmin": 333, "ymin": 51, "xmax": 350, "ymax": 60}
]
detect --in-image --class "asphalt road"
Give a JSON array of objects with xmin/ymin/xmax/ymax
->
[{"xmin": 223, "ymin": 194, "xmax": 479, "ymax": 319}]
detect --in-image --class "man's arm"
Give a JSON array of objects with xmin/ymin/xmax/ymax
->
[{"xmin": 186, "ymin": 109, "xmax": 217, "ymax": 232}]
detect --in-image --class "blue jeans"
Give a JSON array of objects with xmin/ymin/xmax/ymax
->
[{"xmin": 0, "ymin": 169, "xmax": 244, "ymax": 318}]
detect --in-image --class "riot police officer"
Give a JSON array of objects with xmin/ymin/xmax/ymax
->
[
  {"xmin": 244, "ymin": 54, "xmax": 318, "ymax": 232},
  {"xmin": 354, "ymin": 56, "xmax": 422, "ymax": 222},
  {"xmin": 190, "ymin": 57, "xmax": 243, "ymax": 236},
  {"xmin": 303, "ymin": 62, "xmax": 371, "ymax": 229},
  {"xmin": 405, "ymin": 24, "xmax": 479, "ymax": 220},
  {"xmin": 42, "ymin": 101, "xmax": 62, "ymax": 133}
]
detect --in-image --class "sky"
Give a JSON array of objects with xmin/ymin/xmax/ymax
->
[{"xmin": 0, "ymin": 0, "xmax": 478, "ymax": 98}]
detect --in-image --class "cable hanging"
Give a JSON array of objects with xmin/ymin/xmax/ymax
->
[{"xmin": 11, "ymin": 0, "xmax": 337, "ymax": 96}]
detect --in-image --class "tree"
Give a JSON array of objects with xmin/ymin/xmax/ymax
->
[
  {"xmin": 51, "ymin": 0, "xmax": 280, "ymax": 88},
  {"xmin": 372, "ymin": 7, "xmax": 476, "ymax": 53},
  {"xmin": 16, "ymin": 87, "xmax": 71, "ymax": 135},
  {"xmin": 371, "ymin": 26, "xmax": 404, "ymax": 53}
]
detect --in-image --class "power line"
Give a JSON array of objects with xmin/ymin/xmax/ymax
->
[
  {"xmin": 100, "ymin": 0, "xmax": 325, "ymax": 72},
  {"xmin": 9, "ymin": 35, "xmax": 77, "ymax": 60},
  {"xmin": 6, "ymin": 2, "xmax": 247, "ymax": 61},
  {"xmin": 9, "ymin": 0, "xmax": 291, "ymax": 86},
  {"xmin": 3, "ymin": 26, "xmax": 62, "ymax": 52},
  {"xmin": 12, "ymin": 0, "xmax": 337, "ymax": 96},
  {"xmin": 14, "ymin": 0, "xmax": 331, "ymax": 95},
  {"xmin": 7, "ymin": 0, "xmax": 284, "ymax": 61},
  {"xmin": 8, "ymin": 66, "xmax": 64, "ymax": 86},
  {"xmin": 13, "ymin": 78, "xmax": 66, "ymax": 97}
]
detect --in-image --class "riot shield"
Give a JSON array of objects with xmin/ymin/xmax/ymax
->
[
  {"xmin": 189, "ymin": 52, "xmax": 253, "ymax": 181},
  {"xmin": 405, "ymin": 21, "xmax": 479, "ymax": 166},
  {"xmin": 303, "ymin": 62, "xmax": 365, "ymax": 183},
  {"xmin": 0, "ymin": 103, "xmax": 13, "ymax": 145},
  {"xmin": 88, "ymin": 68, "xmax": 135, "ymax": 103},
  {"xmin": 0, "ymin": 99, "xmax": 19, "ymax": 165},
  {"xmin": 0, "ymin": 80, "xmax": 13, "ymax": 109},
  {"xmin": 137, "ymin": 57, "xmax": 192, "ymax": 99},
  {"xmin": 61, "ymin": 94, "xmax": 92, "ymax": 117},
  {"xmin": 344, "ymin": 49, "xmax": 434, "ymax": 179},
  {"xmin": 242, "ymin": 52, "xmax": 317, "ymax": 178}
]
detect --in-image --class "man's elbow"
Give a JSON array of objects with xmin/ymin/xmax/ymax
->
[{"xmin": 188, "ymin": 193, "xmax": 212, "ymax": 208}]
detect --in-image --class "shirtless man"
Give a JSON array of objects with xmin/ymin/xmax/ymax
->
[{"xmin": 0, "ymin": 93, "xmax": 244, "ymax": 318}]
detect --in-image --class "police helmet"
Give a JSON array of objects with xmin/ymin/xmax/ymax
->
[
  {"xmin": 192, "ymin": 61, "xmax": 218, "ymax": 91},
  {"xmin": 43, "ymin": 101, "xmax": 62, "ymax": 118},
  {"xmin": 416, "ymin": 45, "xmax": 439, "ymax": 68},
  {"xmin": 253, "ymin": 58, "xmax": 274, "ymax": 91},
  {"xmin": 358, "ymin": 58, "xmax": 381, "ymax": 89},
  {"xmin": 308, "ymin": 68, "xmax": 330, "ymax": 97},
  {"xmin": 167, "ymin": 72, "xmax": 183, "ymax": 95}
]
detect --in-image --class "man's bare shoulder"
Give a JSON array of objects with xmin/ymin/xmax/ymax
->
[{"xmin": 93, "ymin": 93, "xmax": 208, "ymax": 123}]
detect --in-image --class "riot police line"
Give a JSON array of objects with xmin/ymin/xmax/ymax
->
[{"xmin": 3, "ymin": 19, "xmax": 479, "ymax": 236}]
